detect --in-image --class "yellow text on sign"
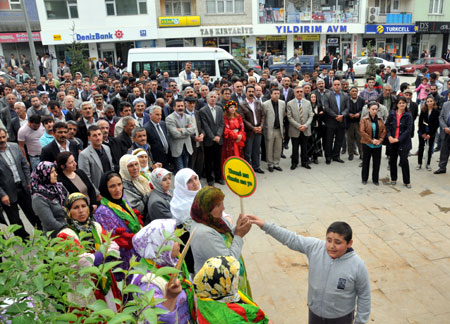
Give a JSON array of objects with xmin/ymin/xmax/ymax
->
[{"xmin": 223, "ymin": 157, "xmax": 257, "ymax": 197}]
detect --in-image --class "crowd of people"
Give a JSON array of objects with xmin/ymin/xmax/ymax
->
[{"xmin": 1, "ymin": 54, "xmax": 450, "ymax": 323}]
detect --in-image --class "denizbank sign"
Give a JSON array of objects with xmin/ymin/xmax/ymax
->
[
  {"xmin": 76, "ymin": 30, "xmax": 124, "ymax": 41},
  {"xmin": 275, "ymin": 24, "xmax": 348, "ymax": 34}
]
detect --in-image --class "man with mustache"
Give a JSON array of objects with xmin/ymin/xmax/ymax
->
[{"xmin": 40, "ymin": 122, "xmax": 79, "ymax": 163}]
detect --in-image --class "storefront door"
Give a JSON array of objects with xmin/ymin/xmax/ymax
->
[
  {"xmin": 342, "ymin": 42, "xmax": 352, "ymax": 58},
  {"xmin": 101, "ymin": 50, "xmax": 115, "ymax": 64}
]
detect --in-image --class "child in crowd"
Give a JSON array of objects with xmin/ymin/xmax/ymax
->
[
  {"xmin": 415, "ymin": 77, "xmax": 431, "ymax": 105},
  {"xmin": 247, "ymin": 217, "xmax": 371, "ymax": 324}
]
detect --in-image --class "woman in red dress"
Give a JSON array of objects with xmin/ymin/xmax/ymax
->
[{"xmin": 221, "ymin": 100, "xmax": 246, "ymax": 167}]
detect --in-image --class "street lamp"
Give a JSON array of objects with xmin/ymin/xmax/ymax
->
[{"xmin": 20, "ymin": 0, "xmax": 40, "ymax": 79}]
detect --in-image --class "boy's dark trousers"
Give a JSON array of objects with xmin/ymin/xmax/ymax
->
[{"xmin": 309, "ymin": 309, "xmax": 354, "ymax": 324}]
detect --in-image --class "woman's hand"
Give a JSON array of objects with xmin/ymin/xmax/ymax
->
[
  {"xmin": 234, "ymin": 213, "xmax": 252, "ymax": 238},
  {"xmin": 246, "ymin": 215, "xmax": 265, "ymax": 228},
  {"xmin": 236, "ymin": 134, "xmax": 242, "ymax": 143},
  {"xmin": 163, "ymin": 279, "xmax": 182, "ymax": 311}
]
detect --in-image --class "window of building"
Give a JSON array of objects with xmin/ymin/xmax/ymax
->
[
  {"xmin": 206, "ymin": 0, "xmax": 244, "ymax": 14},
  {"xmin": 166, "ymin": 38, "xmax": 196, "ymax": 47},
  {"xmin": 44, "ymin": 0, "xmax": 78, "ymax": 19},
  {"xmin": 429, "ymin": 0, "xmax": 443, "ymax": 14},
  {"xmin": 165, "ymin": 0, "xmax": 191, "ymax": 15},
  {"xmin": 0, "ymin": 0, "xmax": 21, "ymax": 10},
  {"xmin": 105, "ymin": 0, "xmax": 147, "ymax": 16}
]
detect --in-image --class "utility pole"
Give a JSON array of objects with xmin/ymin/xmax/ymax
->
[{"xmin": 20, "ymin": 0, "xmax": 40, "ymax": 78}]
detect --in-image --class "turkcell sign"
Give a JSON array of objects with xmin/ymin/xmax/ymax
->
[
  {"xmin": 365, "ymin": 24, "xmax": 417, "ymax": 34},
  {"xmin": 76, "ymin": 32, "xmax": 114, "ymax": 41},
  {"xmin": 276, "ymin": 25, "xmax": 347, "ymax": 34}
]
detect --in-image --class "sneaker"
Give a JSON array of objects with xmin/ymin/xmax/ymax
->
[
  {"xmin": 426, "ymin": 164, "xmax": 432, "ymax": 171},
  {"xmin": 405, "ymin": 184, "xmax": 412, "ymax": 189},
  {"xmin": 391, "ymin": 181, "xmax": 396, "ymax": 185},
  {"xmin": 416, "ymin": 164, "xmax": 422, "ymax": 170}
]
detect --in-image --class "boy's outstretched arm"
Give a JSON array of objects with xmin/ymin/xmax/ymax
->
[{"xmin": 248, "ymin": 215, "xmax": 322, "ymax": 256}]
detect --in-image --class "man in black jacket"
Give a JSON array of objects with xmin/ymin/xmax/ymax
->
[
  {"xmin": 346, "ymin": 87, "xmax": 364, "ymax": 161},
  {"xmin": 144, "ymin": 105, "xmax": 170, "ymax": 168},
  {"xmin": 40, "ymin": 122, "xmax": 79, "ymax": 163}
]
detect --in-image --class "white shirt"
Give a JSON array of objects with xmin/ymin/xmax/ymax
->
[
  {"xmin": 56, "ymin": 140, "xmax": 71, "ymax": 152},
  {"xmin": 246, "ymin": 99, "xmax": 257, "ymax": 125}
]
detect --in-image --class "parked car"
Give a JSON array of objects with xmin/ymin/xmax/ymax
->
[
  {"xmin": 269, "ymin": 55, "xmax": 332, "ymax": 75},
  {"xmin": 241, "ymin": 57, "xmax": 262, "ymax": 75},
  {"xmin": 351, "ymin": 57, "xmax": 396, "ymax": 77},
  {"xmin": 398, "ymin": 57, "xmax": 450, "ymax": 76}
]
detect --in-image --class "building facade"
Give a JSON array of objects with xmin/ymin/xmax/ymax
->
[
  {"xmin": 34, "ymin": 0, "xmax": 450, "ymax": 69},
  {"xmin": 0, "ymin": 0, "xmax": 45, "ymax": 68}
]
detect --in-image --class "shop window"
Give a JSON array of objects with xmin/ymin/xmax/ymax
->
[
  {"xmin": 1, "ymin": 0, "xmax": 21, "ymax": 10},
  {"xmin": 105, "ymin": 0, "xmax": 147, "ymax": 16},
  {"xmin": 429, "ymin": 0, "xmax": 443, "ymax": 14},
  {"xmin": 166, "ymin": 38, "xmax": 196, "ymax": 47},
  {"xmin": 165, "ymin": 0, "xmax": 192, "ymax": 15},
  {"xmin": 206, "ymin": 0, "xmax": 244, "ymax": 14},
  {"xmin": 44, "ymin": 0, "xmax": 78, "ymax": 19},
  {"xmin": 260, "ymin": 0, "xmax": 359, "ymax": 24}
]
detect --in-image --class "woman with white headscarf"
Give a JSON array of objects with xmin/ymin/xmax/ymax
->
[
  {"xmin": 147, "ymin": 168, "xmax": 173, "ymax": 224},
  {"xmin": 170, "ymin": 168, "xmax": 201, "ymax": 230},
  {"xmin": 132, "ymin": 148, "xmax": 152, "ymax": 182},
  {"xmin": 169, "ymin": 168, "xmax": 201, "ymax": 273},
  {"xmin": 119, "ymin": 154, "xmax": 152, "ymax": 221}
]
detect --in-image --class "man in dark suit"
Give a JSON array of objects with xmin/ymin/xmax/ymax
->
[
  {"xmin": 331, "ymin": 54, "xmax": 343, "ymax": 71},
  {"xmin": 324, "ymin": 70, "xmax": 335, "ymax": 89},
  {"xmin": 230, "ymin": 81, "xmax": 246, "ymax": 104},
  {"xmin": 199, "ymin": 92, "xmax": 225, "ymax": 186},
  {"xmin": 114, "ymin": 116, "xmax": 135, "ymax": 158},
  {"xmin": 185, "ymin": 96, "xmax": 205, "ymax": 177},
  {"xmin": 239, "ymin": 86, "xmax": 266, "ymax": 174},
  {"xmin": 77, "ymin": 102, "xmax": 98, "ymax": 148},
  {"xmin": 279, "ymin": 76, "xmax": 295, "ymax": 150},
  {"xmin": 144, "ymin": 105, "xmax": 170, "ymax": 168},
  {"xmin": 40, "ymin": 122, "xmax": 79, "ymax": 163},
  {"xmin": 434, "ymin": 101, "xmax": 450, "ymax": 174},
  {"xmin": 0, "ymin": 128, "xmax": 41, "ymax": 238},
  {"xmin": 145, "ymin": 80, "xmax": 164, "ymax": 106},
  {"xmin": 323, "ymin": 79, "xmax": 349, "ymax": 164}
]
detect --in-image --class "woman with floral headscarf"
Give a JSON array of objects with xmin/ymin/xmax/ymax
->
[
  {"xmin": 31, "ymin": 161, "xmax": 68, "ymax": 233},
  {"xmin": 131, "ymin": 219, "xmax": 196, "ymax": 324},
  {"xmin": 194, "ymin": 256, "xmax": 271, "ymax": 324},
  {"xmin": 147, "ymin": 168, "xmax": 173, "ymax": 223},
  {"xmin": 57, "ymin": 193, "xmax": 121, "ymax": 311},
  {"xmin": 120, "ymin": 154, "xmax": 152, "ymax": 220},
  {"xmin": 190, "ymin": 186, "xmax": 253, "ymax": 297},
  {"xmin": 221, "ymin": 100, "xmax": 246, "ymax": 167}
]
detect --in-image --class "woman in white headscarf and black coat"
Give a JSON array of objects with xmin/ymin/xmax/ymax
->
[{"xmin": 169, "ymin": 168, "xmax": 201, "ymax": 273}]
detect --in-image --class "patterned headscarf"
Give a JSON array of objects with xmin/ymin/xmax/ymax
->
[
  {"xmin": 190, "ymin": 186, "xmax": 230, "ymax": 234},
  {"xmin": 194, "ymin": 256, "xmax": 241, "ymax": 303},
  {"xmin": 31, "ymin": 161, "xmax": 67, "ymax": 205},
  {"xmin": 150, "ymin": 168, "xmax": 172, "ymax": 195},
  {"xmin": 64, "ymin": 193, "xmax": 93, "ymax": 234},
  {"xmin": 132, "ymin": 219, "xmax": 178, "ymax": 267},
  {"xmin": 119, "ymin": 154, "xmax": 152, "ymax": 196}
]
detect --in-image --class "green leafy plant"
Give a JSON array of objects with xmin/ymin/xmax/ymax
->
[
  {"xmin": 0, "ymin": 225, "xmax": 185, "ymax": 323},
  {"xmin": 68, "ymin": 22, "xmax": 91, "ymax": 78}
]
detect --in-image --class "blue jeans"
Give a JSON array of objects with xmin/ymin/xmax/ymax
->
[
  {"xmin": 174, "ymin": 146, "xmax": 190, "ymax": 173},
  {"xmin": 29, "ymin": 156, "xmax": 40, "ymax": 171}
]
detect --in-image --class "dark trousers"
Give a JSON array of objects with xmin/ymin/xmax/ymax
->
[
  {"xmin": 189, "ymin": 146, "xmax": 204, "ymax": 179},
  {"xmin": 438, "ymin": 134, "xmax": 450, "ymax": 171},
  {"xmin": 1, "ymin": 185, "xmax": 41, "ymax": 238},
  {"xmin": 309, "ymin": 309, "xmax": 354, "ymax": 324},
  {"xmin": 325, "ymin": 127, "xmax": 345, "ymax": 160},
  {"xmin": 291, "ymin": 133, "xmax": 309, "ymax": 165},
  {"xmin": 244, "ymin": 133, "xmax": 262, "ymax": 169},
  {"xmin": 418, "ymin": 135, "xmax": 435, "ymax": 166},
  {"xmin": 362, "ymin": 145, "xmax": 382, "ymax": 183},
  {"xmin": 389, "ymin": 142, "xmax": 410, "ymax": 184},
  {"xmin": 204, "ymin": 143, "xmax": 222, "ymax": 182},
  {"xmin": 346, "ymin": 122, "xmax": 362, "ymax": 156},
  {"xmin": 283, "ymin": 116, "xmax": 290, "ymax": 145}
]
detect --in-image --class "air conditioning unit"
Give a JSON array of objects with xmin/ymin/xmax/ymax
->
[{"xmin": 368, "ymin": 7, "xmax": 380, "ymax": 23}]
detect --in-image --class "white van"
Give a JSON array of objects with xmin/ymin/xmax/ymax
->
[{"xmin": 127, "ymin": 47, "xmax": 247, "ymax": 85}]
